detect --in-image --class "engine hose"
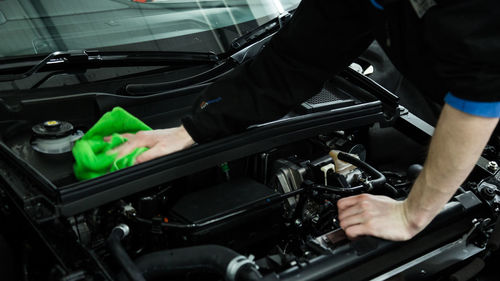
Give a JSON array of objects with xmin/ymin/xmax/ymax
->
[
  {"xmin": 120, "ymin": 245, "xmax": 262, "ymax": 281},
  {"xmin": 107, "ymin": 225, "xmax": 146, "ymax": 281},
  {"xmin": 337, "ymin": 152, "xmax": 386, "ymax": 188}
]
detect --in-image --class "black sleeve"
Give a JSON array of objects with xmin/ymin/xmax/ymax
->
[
  {"xmin": 423, "ymin": 0, "xmax": 500, "ymax": 102},
  {"xmin": 182, "ymin": 0, "xmax": 375, "ymax": 143}
]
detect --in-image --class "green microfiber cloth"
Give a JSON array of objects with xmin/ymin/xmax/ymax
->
[{"xmin": 72, "ymin": 107, "xmax": 152, "ymax": 181}]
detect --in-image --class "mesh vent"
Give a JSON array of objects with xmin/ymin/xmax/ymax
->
[
  {"xmin": 305, "ymin": 86, "xmax": 350, "ymax": 105},
  {"xmin": 307, "ymin": 89, "xmax": 344, "ymax": 104},
  {"xmin": 298, "ymin": 85, "xmax": 355, "ymax": 113}
]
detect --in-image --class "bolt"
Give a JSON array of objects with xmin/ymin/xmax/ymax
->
[
  {"xmin": 482, "ymin": 186, "xmax": 497, "ymax": 200},
  {"xmin": 487, "ymin": 161, "xmax": 498, "ymax": 172},
  {"xmin": 295, "ymin": 219, "xmax": 303, "ymax": 227},
  {"xmin": 290, "ymin": 261, "xmax": 297, "ymax": 267},
  {"xmin": 419, "ymin": 269, "xmax": 427, "ymax": 276}
]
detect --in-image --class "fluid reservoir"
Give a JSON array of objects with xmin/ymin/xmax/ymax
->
[
  {"xmin": 30, "ymin": 120, "xmax": 83, "ymax": 154},
  {"xmin": 329, "ymin": 150, "xmax": 359, "ymax": 175}
]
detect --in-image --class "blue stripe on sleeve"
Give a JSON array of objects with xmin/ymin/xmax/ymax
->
[
  {"xmin": 370, "ymin": 0, "xmax": 384, "ymax": 10},
  {"xmin": 444, "ymin": 93, "xmax": 500, "ymax": 118}
]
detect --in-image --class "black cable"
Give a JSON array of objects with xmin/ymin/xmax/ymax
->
[{"xmin": 312, "ymin": 184, "xmax": 369, "ymax": 195}]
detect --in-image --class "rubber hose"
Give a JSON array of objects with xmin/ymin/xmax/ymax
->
[
  {"xmin": 122, "ymin": 245, "xmax": 261, "ymax": 281},
  {"xmin": 107, "ymin": 226, "xmax": 146, "ymax": 281},
  {"xmin": 337, "ymin": 152, "xmax": 386, "ymax": 188},
  {"xmin": 236, "ymin": 264, "xmax": 263, "ymax": 281}
]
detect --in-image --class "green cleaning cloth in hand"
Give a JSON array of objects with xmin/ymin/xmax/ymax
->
[{"xmin": 72, "ymin": 107, "xmax": 152, "ymax": 181}]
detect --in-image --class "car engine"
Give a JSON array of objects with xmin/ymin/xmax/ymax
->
[
  {"xmin": 60, "ymin": 130, "xmax": 421, "ymax": 280},
  {"xmin": 0, "ymin": 68, "xmax": 499, "ymax": 281}
]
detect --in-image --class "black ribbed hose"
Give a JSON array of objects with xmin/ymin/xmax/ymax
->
[
  {"xmin": 119, "ymin": 245, "xmax": 262, "ymax": 281},
  {"xmin": 107, "ymin": 225, "xmax": 146, "ymax": 281},
  {"xmin": 311, "ymin": 153, "xmax": 386, "ymax": 195},
  {"xmin": 337, "ymin": 152, "xmax": 386, "ymax": 188}
]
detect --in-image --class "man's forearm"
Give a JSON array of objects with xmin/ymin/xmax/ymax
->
[
  {"xmin": 404, "ymin": 104, "xmax": 499, "ymax": 230},
  {"xmin": 181, "ymin": 0, "xmax": 375, "ymax": 143}
]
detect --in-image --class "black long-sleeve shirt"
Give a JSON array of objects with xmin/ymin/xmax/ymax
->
[{"xmin": 182, "ymin": 0, "xmax": 500, "ymax": 143}]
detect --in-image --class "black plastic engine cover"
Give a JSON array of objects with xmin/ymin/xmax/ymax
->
[
  {"xmin": 170, "ymin": 178, "xmax": 283, "ymax": 250},
  {"xmin": 171, "ymin": 178, "xmax": 279, "ymax": 223}
]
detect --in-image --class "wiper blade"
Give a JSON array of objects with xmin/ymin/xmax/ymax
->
[{"xmin": 0, "ymin": 50, "xmax": 219, "ymax": 82}]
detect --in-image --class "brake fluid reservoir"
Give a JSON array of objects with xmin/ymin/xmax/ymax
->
[{"xmin": 30, "ymin": 120, "xmax": 83, "ymax": 154}]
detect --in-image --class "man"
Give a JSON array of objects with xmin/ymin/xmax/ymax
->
[{"xmin": 111, "ymin": 0, "xmax": 500, "ymax": 241}]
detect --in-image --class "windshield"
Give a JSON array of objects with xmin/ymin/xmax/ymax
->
[{"xmin": 0, "ymin": 0, "xmax": 299, "ymax": 58}]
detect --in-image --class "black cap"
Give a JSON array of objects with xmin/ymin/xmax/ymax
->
[{"xmin": 32, "ymin": 120, "xmax": 74, "ymax": 139}]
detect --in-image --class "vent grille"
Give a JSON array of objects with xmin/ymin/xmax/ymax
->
[
  {"xmin": 306, "ymin": 88, "xmax": 347, "ymax": 104},
  {"xmin": 299, "ymin": 85, "xmax": 355, "ymax": 113}
]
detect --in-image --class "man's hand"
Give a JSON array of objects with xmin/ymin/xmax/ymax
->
[
  {"xmin": 337, "ymin": 194, "xmax": 424, "ymax": 241},
  {"xmin": 337, "ymin": 105, "xmax": 499, "ymax": 242},
  {"xmin": 104, "ymin": 125, "xmax": 195, "ymax": 164}
]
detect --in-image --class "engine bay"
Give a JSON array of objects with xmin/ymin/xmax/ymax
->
[
  {"xmin": 63, "ymin": 129, "xmax": 425, "ymax": 280},
  {"xmin": 50, "ymin": 128, "xmax": 500, "ymax": 281},
  {"xmin": 0, "ymin": 69, "xmax": 499, "ymax": 281}
]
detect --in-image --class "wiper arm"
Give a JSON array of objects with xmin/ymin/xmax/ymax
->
[
  {"xmin": 123, "ymin": 10, "xmax": 295, "ymax": 96},
  {"xmin": 0, "ymin": 50, "xmax": 219, "ymax": 82},
  {"xmin": 227, "ymin": 11, "xmax": 292, "ymax": 54}
]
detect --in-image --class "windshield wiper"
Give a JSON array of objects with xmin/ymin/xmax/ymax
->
[
  {"xmin": 227, "ymin": 11, "xmax": 292, "ymax": 54},
  {"xmin": 123, "ymin": 10, "xmax": 295, "ymax": 96},
  {"xmin": 0, "ymin": 50, "xmax": 219, "ymax": 82}
]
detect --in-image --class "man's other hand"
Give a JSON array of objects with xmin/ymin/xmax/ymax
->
[
  {"xmin": 104, "ymin": 125, "xmax": 195, "ymax": 164},
  {"xmin": 337, "ymin": 194, "xmax": 425, "ymax": 241}
]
